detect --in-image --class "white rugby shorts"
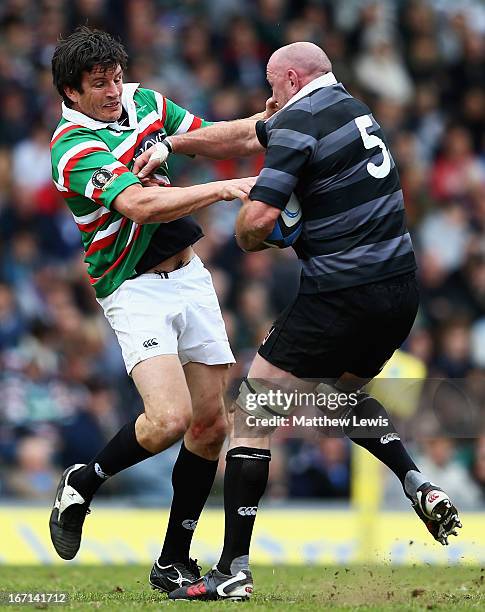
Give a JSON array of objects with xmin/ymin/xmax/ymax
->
[{"xmin": 97, "ymin": 255, "xmax": 235, "ymax": 374}]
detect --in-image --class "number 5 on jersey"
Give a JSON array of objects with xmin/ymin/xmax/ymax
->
[{"xmin": 355, "ymin": 114, "xmax": 391, "ymax": 179}]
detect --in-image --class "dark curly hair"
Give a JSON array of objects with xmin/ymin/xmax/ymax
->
[{"xmin": 52, "ymin": 26, "xmax": 128, "ymax": 106}]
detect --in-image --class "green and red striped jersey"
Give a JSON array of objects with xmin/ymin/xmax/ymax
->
[{"xmin": 50, "ymin": 83, "xmax": 209, "ymax": 298}]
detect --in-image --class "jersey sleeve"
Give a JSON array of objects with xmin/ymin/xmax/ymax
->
[
  {"xmin": 163, "ymin": 97, "xmax": 212, "ymax": 135},
  {"xmin": 249, "ymin": 112, "xmax": 317, "ymax": 210},
  {"xmin": 255, "ymin": 120, "xmax": 268, "ymax": 147},
  {"xmin": 52, "ymin": 133, "xmax": 140, "ymax": 209}
]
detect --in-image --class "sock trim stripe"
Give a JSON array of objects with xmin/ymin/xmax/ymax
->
[
  {"xmin": 156, "ymin": 561, "xmax": 172, "ymax": 569},
  {"xmin": 229, "ymin": 453, "xmax": 271, "ymax": 461}
]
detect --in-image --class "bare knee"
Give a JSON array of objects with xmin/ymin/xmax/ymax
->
[
  {"xmin": 137, "ymin": 407, "xmax": 191, "ymax": 454},
  {"xmin": 186, "ymin": 412, "xmax": 228, "ymax": 459},
  {"xmin": 190, "ymin": 414, "xmax": 228, "ymax": 445}
]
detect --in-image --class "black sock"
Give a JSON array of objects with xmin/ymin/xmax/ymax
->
[
  {"xmin": 69, "ymin": 420, "xmax": 153, "ymax": 500},
  {"xmin": 217, "ymin": 447, "xmax": 271, "ymax": 576},
  {"xmin": 343, "ymin": 393, "xmax": 419, "ymax": 486},
  {"xmin": 158, "ymin": 442, "xmax": 218, "ymax": 566}
]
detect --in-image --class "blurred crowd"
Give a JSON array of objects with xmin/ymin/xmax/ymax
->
[{"xmin": 0, "ymin": 0, "xmax": 484, "ymax": 508}]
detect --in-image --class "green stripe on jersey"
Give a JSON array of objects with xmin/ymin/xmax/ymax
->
[{"xmin": 51, "ymin": 84, "xmax": 209, "ymax": 298}]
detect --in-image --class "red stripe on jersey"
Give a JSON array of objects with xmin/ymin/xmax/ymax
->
[
  {"xmin": 188, "ymin": 116, "xmax": 202, "ymax": 131},
  {"xmin": 91, "ymin": 166, "xmax": 130, "ymax": 204},
  {"xmin": 63, "ymin": 146, "xmax": 108, "ymax": 191},
  {"xmin": 91, "ymin": 186, "xmax": 103, "ymax": 204},
  {"xmin": 59, "ymin": 189, "xmax": 79, "ymax": 199},
  {"xmin": 89, "ymin": 223, "xmax": 142, "ymax": 284},
  {"xmin": 85, "ymin": 230, "xmax": 117, "ymax": 256},
  {"xmin": 161, "ymin": 96, "xmax": 167, "ymax": 125},
  {"xmin": 50, "ymin": 124, "xmax": 83, "ymax": 149},
  {"xmin": 114, "ymin": 166, "xmax": 129, "ymax": 176},
  {"xmin": 86, "ymin": 217, "xmax": 127, "ymax": 256},
  {"xmin": 119, "ymin": 120, "xmax": 163, "ymax": 165},
  {"xmin": 77, "ymin": 210, "xmax": 111, "ymax": 233}
]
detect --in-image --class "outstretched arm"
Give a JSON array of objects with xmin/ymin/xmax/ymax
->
[
  {"xmin": 114, "ymin": 177, "xmax": 256, "ymax": 224},
  {"xmin": 134, "ymin": 119, "xmax": 260, "ymax": 180},
  {"xmin": 134, "ymin": 97, "xmax": 279, "ymax": 178},
  {"xmin": 168, "ymin": 117, "xmax": 262, "ymax": 159}
]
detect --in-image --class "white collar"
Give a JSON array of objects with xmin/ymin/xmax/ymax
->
[
  {"xmin": 61, "ymin": 82, "xmax": 140, "ymax": 131},
  {"xmin": 281, "ymin": 72, "xmax": 337, "ymax": 111},
  {"xmin": 267, "ymin": 72, "xmax": 338, "ymax": 124}
]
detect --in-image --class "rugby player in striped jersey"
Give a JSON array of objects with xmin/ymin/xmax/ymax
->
[
  {"xmin": 49, "ymin": 26, "xmax": 265, "ymax": 592},
  {"xmin": 136, "ymin": 42, "xmax": 462, "ymax": 602}
]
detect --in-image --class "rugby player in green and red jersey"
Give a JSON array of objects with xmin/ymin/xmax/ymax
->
[{"xmin": 49, "ymin": 26, "xmax": 264, "ymax": 592}]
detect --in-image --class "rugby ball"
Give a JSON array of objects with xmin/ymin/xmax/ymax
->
[{"xmin": 263, "ymin": 193, "xmax": 303, "ymax": 248}]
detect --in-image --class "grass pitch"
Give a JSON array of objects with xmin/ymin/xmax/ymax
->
[{"xmin": 0, "ymin": 565, "xmax": 484, "ymax": 610}]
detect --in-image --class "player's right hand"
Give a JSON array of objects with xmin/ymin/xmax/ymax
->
[
  {"xmin": 134, "ymin": 141, "xmax": 171, "ymax": 179},
  {"xmin": 221, "ymin": 177, "xmax": 256, "ymax": 201}
]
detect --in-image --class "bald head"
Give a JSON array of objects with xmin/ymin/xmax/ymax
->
[
  {"xmin": 268, "ymin": 42, "xmax": 332, "ymax": 81},
  {"xmin": 266, "ymin": 42, "xmax": 332, "ymax": 109}
]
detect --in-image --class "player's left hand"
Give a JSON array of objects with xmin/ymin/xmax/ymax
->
[
  {"xmin": 133, "ymin": 141, "xmax": 171, "ymax": 179},
  {"xmin": 139, "ymin": 174, "xmax": 170, "ymax": 187},
  {"xmin": 220, "ymin": 177, "xmax": 257, "ymax": 201}
]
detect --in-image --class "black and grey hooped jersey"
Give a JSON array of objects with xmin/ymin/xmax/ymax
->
[{"xmin": 250, "ymin": 73, "xmax": 417, "ymax": 293}]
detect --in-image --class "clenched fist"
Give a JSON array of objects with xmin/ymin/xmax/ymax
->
[{"xmin": 133, "ymin": 139, "xmax": 172, "ymax": 179}]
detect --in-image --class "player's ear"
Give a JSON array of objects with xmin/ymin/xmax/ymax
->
[
  {"xmin": 288, "ymin": 69, "xmax": 299, "ymax": 92},
  {"xmin": 64, "ymin": 85, "xmax": 80, "ymax": 106}
]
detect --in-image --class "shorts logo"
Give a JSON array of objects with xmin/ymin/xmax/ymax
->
[
  {"xmin": 237, "ymin": 506, "xmax": 257, "ymax": 516},
  {"xmin": 91, "ymin": 168, "xmax": 116, "ymax": 190},
  {"xmin": 182, "ymin": 519, "xmax": 198, "ymax": 531},
  {"xmin": 143, "ymin": 338, "xmax": 159, "ymax": 348},
  {"xmin": 261, "ymin": 327, "xmax": 275, "ymax": 345},
  {"xmin": 380, "ymin": 433, "xmax": 400, "ymax": 444}
]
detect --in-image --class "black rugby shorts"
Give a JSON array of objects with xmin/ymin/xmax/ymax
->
[{"xmin": 258, "ymin": 272, "xmax": 419, "ymax": 379}]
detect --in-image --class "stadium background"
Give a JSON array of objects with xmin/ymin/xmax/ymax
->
[{"xmin": 0, "ymin": 0, "xmax": 484, "ymax": 566}]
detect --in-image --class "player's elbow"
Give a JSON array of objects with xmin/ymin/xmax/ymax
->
[
  {"xmin": 236, "ymin": 216, "xmax": 274, "ymax": 251},
  {"xmin": 249, "ymin": 207, "xmax": 279, "ymax": 234},
  {"xmin": 124, "ymin": 204, "xmax": 153, "ymax": 224},
  {"xmin": 132, "ymin": 207, "xmax": 173, "ymax": 224},
  {"xmin": 113, "ymin": 186, "xmax": 169, "ymax": 224},
  {"xmin": 125, "ymin": 204, "xmax": 148, "ymax": 224},
  {"xmin": 238, "ymin": 203, "xmax": 277, "ymax": 235},
  {"xmin": 239, "ymin": 217, "xmax": 272, "ymax": 241},
  {"xmin": 261, "ymin": 215, "xmax": 278, "ymax": 234},
  {"xmin": 137, "ymin": 203, "xmax": 183, "ymax": 224},
  {"xmin": 113, "ymin": 186, "xmax": 149, "ymax": 224}
]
